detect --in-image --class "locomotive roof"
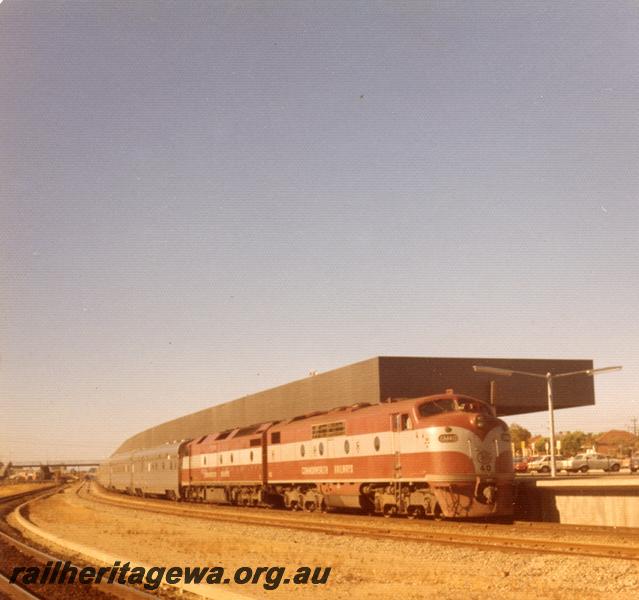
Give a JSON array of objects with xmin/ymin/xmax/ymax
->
[{"xmin": 269, "ymin": 391, "xmax": 483, "ymax": 430}]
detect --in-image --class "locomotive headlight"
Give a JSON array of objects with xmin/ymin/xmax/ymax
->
[{"xmin": 473, "ymin": 415, "xmax": 486, "ymax": 429}]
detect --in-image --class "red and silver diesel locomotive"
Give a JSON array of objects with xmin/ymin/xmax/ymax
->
[{"xmin": 98, "ymin": 391, "xmax": 514, "ymax": 518}]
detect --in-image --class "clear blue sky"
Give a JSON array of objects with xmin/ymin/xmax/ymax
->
[{"xmin": 2, "ymin": 1, "xmax": 638, "ymax": 461}]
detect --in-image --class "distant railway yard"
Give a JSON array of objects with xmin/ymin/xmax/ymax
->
[{"xmin": 0, "ymin": 481, "xmax": 637, "ymax": 600}]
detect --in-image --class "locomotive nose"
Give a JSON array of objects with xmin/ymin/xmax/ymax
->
[{"xmin": 471, "ymin": 414, "xmax": 501, "ymax": 430}]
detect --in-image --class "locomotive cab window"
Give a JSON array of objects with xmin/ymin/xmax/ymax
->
[
  {"xmin": 419, "ymin": 397, "xmax": 492, "ymax": 417},
  {"xmin": 418, "ymin": 399, "xmax": 456, "ymax": 416},
  {"xmin": 455, "ymin": 398, "xmax": 493, "ymax": 415},
  {"xmin": 271, "ymin": 432, "xmax": 281, "ymax": 444}
]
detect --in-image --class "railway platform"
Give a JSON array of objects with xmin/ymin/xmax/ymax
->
[{"xmin": 515, "ymin": 475, "xmax": 639, "ymax": 527}]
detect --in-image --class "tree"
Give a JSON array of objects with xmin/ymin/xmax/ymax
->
[
  {"xmin": 509, "ymin": 423, "xmax": 532, "ymax": 451},
  {"xmin": 559, "ymin": 431, "xmax": 588, "ymax": 456},
  {"xmin": 534, "ymin": 437, "xmax": 548, "ymax": 454}
]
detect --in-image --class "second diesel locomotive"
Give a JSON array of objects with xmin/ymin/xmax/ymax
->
[{"xmin": 98, "ymin": 391, "xmax": 514, "ymax": 519}]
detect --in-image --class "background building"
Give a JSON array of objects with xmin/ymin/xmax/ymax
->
[{"xmin": 114, "ymin": 356, "xmax": 594, "ymax": 454}]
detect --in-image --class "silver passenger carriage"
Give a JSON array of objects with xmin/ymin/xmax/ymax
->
[
  {"xmin": 98, "ymin": 440, "xmax": 186, "ymax": 500},
  {"xmin": 97, "ymin": 449, "xmax": 137, "ymax": 494}
]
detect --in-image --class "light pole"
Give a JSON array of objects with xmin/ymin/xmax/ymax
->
[{"xmin": 472, "ymin": 365, "xmax": 622, "ymax": 477}]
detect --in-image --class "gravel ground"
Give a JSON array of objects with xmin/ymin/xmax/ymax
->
[{"xmin": 14, "ymin": 487, "xmax": 639, "ymax": 600}]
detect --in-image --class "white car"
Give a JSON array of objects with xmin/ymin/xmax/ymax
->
[
  {"xmin": 527, "ymin": 455, "xmax": 566, "ymax": 474},
  {"xmin": 562, "ymin": 453, "xmax": 621, "ymax": 473}
]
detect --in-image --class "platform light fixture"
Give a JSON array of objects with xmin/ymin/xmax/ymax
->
[{"xmin": 472, "ymin": 364, "xmax": 622, "ymax": 477}]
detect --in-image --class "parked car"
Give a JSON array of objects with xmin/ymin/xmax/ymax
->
[
  {"xmin": 562, "ymin": 453, "xmax": 621, "ymax": 473},
  {"xmin": 513, "ymin": 457, "xmax": 529, "ymax": 473},
  {"xmin": 622, "ymin": 454, "xmax": 639, "ymax": 473},
  {"xmin": 527, "ymin": 455, "xmax": 566, "ymax": 474}
]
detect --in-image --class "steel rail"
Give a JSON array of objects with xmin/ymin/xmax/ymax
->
[
  {"xmin": 0, "ymin": 486, "xmax": 58, "ymax": 506},
  {"xmin": 88, "ymin": 482, "xmax": 639, "ymax": 544},
  {"xmin": 83, "ymin": 484, "xmax": 639, "ymax": 562},
  {"xmin": 0, "ymin": 570, "xmax": 48, "ymax": 600},
  {"xmin": 0, "ymin": 485, "xmax": 158, "ymax": 600}
]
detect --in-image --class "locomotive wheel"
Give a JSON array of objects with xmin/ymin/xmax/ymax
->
[
  {"xmin": 408, "ymin": 506, "xmax": 425, "ymax": 520},
  {"xmin": 383, "ymin": 505, "xmax": 397, "ymax": 518}
]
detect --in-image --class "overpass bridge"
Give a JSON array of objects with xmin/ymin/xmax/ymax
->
[
  {"xmin": 8, "ymin": 460, "xmax": 102, "ymax": 468},
  {"xmin": 1, "ymin": 460, "xmax": 103, "ymax": 480}
]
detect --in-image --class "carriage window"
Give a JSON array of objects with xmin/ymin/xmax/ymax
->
[
  {"xmin": 344, "ymin": 440, "xmax": 350, "ymax": 454},
  {"xmin": 319, "ymin": 442, "xmax": 324, "ymax": 456},
  {"xmin": 300, "ymin": 444, "xmax": 305, "ymax": 457}
]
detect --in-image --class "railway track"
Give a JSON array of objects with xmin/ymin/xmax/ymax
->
[
  {"xmin": 83, "ymin": 483, "xmax": 639, "ymax": 562},
  {"xmin": 0, "ymin": 485, "xmax": 158, "ymax": 600}
]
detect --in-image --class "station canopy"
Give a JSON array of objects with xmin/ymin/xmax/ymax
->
[{"xmin": 114, "ymin": 356, "xmax": 594, "ymax": 454}]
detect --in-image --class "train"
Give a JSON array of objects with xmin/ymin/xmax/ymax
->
[{"xmin": 97, "ymin": 390, "xmax": 514, "ymax": 519}]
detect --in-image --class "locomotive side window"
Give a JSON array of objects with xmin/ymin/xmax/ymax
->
[
  {"xmin": 344, "ymin": 440, "xmax": 350, "ymax": 454},
  {"xmin": 319, "ymin": 442, "xmax": 324, "ymax": 456},
  {"xmin": 393, "ymin": 413, "xmax": 412, "ymax": 430},
  {"xmin": 312, "ymin": 421, "xmax": 346, "ymax": 439},
  {"xmin": 374, "ymin": 436, "xmax": 381, "ymax": 451},
  {"xmin": 300, "ymin": 444, "xmax": 305, "ymax": 457},
  {"xmin": 271, "ymin": 432, "xmax": 281, "ymax": 444}
]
